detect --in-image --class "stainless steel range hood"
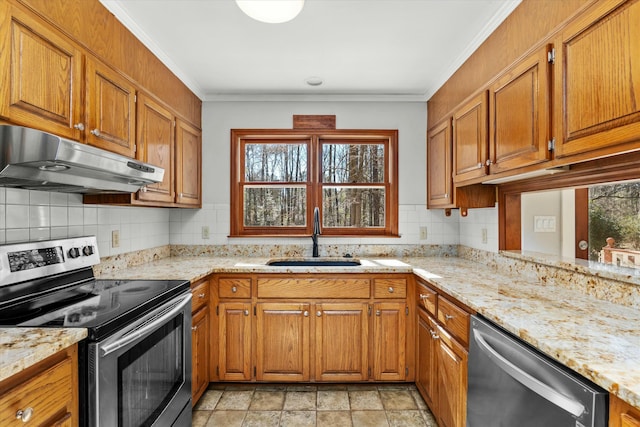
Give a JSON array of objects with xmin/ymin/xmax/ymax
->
[{"xmin": 0, "ymin": 125, "xmax": 164, "ymax": 193}]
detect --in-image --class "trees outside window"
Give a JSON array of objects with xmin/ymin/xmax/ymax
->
[{"xmin": 230, "ymin": 129, "xmax": 398, "ymax": 237}]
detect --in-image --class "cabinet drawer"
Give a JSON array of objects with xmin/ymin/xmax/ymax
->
[
  {"xmin": 373, "ymin": 278, "xmax": 407, "ymax": 298},
  {"xmin": 0, "ymin": 356, "xmax": 73, "ymax": 426},
  {"xmin": 437, "ymin": 295, "xmax": 470, "ymax": 347},
  {"xmin": 219, "ymin": 278, "xmax": 252, "ymax": 298},
  {"xmin": 258, "ymin": 278, "xmax": 370, "ymax": 299},
  {"xmin": 191, "ymin": 280, "xmax": 210, "ymax": 313},
  {"xmin": 417, "ymin": 282, "xmax": 437, "ymax": 316}
]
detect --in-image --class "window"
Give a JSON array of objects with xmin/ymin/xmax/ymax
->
[{"xmin": 230, "ymin": 129, "xmax": 398, "ymax": 237}]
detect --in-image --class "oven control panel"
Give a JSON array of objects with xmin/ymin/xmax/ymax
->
[{"xmin": 0, "ymin": 236, "xmax": 100, "ymax": 287}]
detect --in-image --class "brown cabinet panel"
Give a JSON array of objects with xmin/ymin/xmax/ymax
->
[
  {"xmin": 136, "ymin": 93, "xmax": 175, "ymax": 203},
  {"xmin": 191, "ymin": 279, "xmax": 210, "ymax": 315},
  {"xmin": 437, "ymin": 296, "xmax": 470, "ymax": 348},
  {"xmin": 435, "ymin": 324, "xmax": 468, "ymax": 427},
  {"xmin": 256, "ymin": 303, "xmax": 310, "ymax": 382},
  {"xmin": 416, "ymin": 309, "xmax": 438, "ymax": 412},
  {"xmin": 372, "ymin": 301, "xmax": 406, "ymax": 381},
  {"xmin": 453, "ymin": 91, "xmax": 489, "ymax": 183},
  {"xmin": 218, "ymin": 302, "xmax": 252, "ymax": 381},
  {"xmin": 175, "ymin": 119, "xmax": 202, "ymax": 206},
  {"xmin": 610, "ymin": 394, "xmax": 640, "ymax": 427},
  {"xmin": 489, "ymin": 46, "xmax": 552, "ymax": 174},
  {"xmin": 85, "ymin": 56, "xmax": 136, "ymax": 157},
  {"xmin": 0, "ymin": 2, "xmax": 82, "ymax": 140},
  {"xmin": 373, "ymin": 278, "xmax": 407, "ymax": 298},
  {"xmin": 219, "ymin": 277, "xmax": 252, "ymax": 299},
  {"xmin": 554, "ymin": 0, "xmax": 640, "ymax": 160},
  {"xmin": 191, "ymin": 305, "xmax": 210, "ymax": 402},
  {"xmin": 315, "ymin": 303, "xmax": 368, "ymax": 382},
  {"xmin": 427, "ymin": 118, "xmax": 454, "ymax": 208},
  {"xmin": 257, "ymin": 278, "xmax": 370, "ymax": 299},
  {"xmin": 417, "ymin": 282, "xmax": 437, "ymax": 316}
]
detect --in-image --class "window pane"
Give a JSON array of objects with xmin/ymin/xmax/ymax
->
[
  {"xmin": 590, "ymin": 181, "xmax": 640, "ymax": 269},
  {"xmin": 322, "ymin": 187, "xmax": 385, "ymax": 227},
  {"xmin": 245, "ymin": 143, "xmax": 307, "ymax": 182},
  {"xmin": 322, "ymin": 144, "xmax": 384, "ymax": 183},
  {"xmin": 244, "ymin": 186, "xmax": 307, "ymax": 226}
]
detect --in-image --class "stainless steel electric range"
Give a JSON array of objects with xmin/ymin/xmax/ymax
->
[{"xmin": 0, "ymin": 236, "xmax": 192, "ymax": 427}]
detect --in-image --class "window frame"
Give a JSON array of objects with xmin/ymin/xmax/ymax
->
[{"xmin": 230, "ymin": 129, "xmax": 399, "ymax": 237}]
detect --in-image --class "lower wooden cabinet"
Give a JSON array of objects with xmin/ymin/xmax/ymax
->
[
  {"xmin": 218, "ymin": 302, "xmax": 252, "ymax": 381},
  {"xmin": 373, "ymin": 301, "xmax": 407, "ymax": 381},
  {"xmin": 0, "ymin": 344, "xmax": 78, "ymax": 427},
  {"xmin": 610, "ymin": 394, "xmax": 640, "ymax": 427},
  {"xmin": 416, "ymin": 309, "xmax": 438, "ymax": 411},
  {"xmin": 256, "ymin": 303, "xmax": 310, "ymax": 382},
  {"xmin": 435, "ymin": 324, "xmax": 468, "ymax": 427},
  {"xmin": 191, "ymin": 305, "xmax": 210, "ymax": 403}
]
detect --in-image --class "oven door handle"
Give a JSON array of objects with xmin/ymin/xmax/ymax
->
[
  {"xmin": 100, "ymin": 292, "xmax": 192, "ymax": 357},
  {"xmin": 473, "ymin": 329, "xmax": 586, "ymax": 418}
]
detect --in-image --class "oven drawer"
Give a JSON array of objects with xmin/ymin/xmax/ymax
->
[
  {"xmin": 191, "ymin": 279, "xmax": 210, "ymax": 313},
  {"xmin": 219, "ymin": 277, "xmax": 252, "ymax": 298},
  {"xmin": 373, "ymin": 278, "xmax": 406, "ymax": 298},
  {"xmin": 0, "ymin": 353, "xmax": 74, "ymax": 426},
  {"xmin": 437, "ymin": 295, "xmax": 470, "ymax": 347}
]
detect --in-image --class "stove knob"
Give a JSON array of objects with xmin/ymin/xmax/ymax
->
[
  {"xmin": 82, "ymin": 245, "xmax": 95, "ymax": 256},
  {"xmin": 68, "ymin": 247, "xmax": 81, "ymax": 259}
]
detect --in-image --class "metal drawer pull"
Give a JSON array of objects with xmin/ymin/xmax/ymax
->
[
  {"xmin": 429, "ymin": 329, "xmax": 439, "ymax": 340},
  {"xmin": 303, "ymin": 310, "xmax": 309, "ymax": 317},
  {"xmin": 231, "ymin": 286, "xmax": 237, "ymax": 293},
  {"xmin": 419, "ymin": 293, "xmax": 430, "ymax": 300},
  {"xmin": 73, "ymin": 123, "xmax": 85, "ymax": 131},
  {"xmin": 244, "ymin": 309, "xmax": 249, "ymax": 316},
  {"xmin": 316, "ymin": 311, "xmax": 322, "ymax": 317},
  {"xmin": 16, "ymin": 407, "xmax": 34, "ymax": 422},
  {"xmin": 388, "ymin": 287, "xmax": 394, "ymax": 293},
  {"xmin": 198, "ymin": 293, "xmax": 205, "ymax": 298},
  {"xmin": 473, "ymin": 330, "xmax": 586, "ymax": 417},
  {"xmin": 376, "ymin": 310, "xmax": 381, "ymax": 316},
  {"xmin": 445, "ymin": 314, "xmax": 455, "ymax": 321},
  {"xmin": 191, "ymin": 326, "xmax": 197, "ymax": 331},
  {"xmin": 90, "ymin": 128, "xmax": 101, "ymax": 137}
]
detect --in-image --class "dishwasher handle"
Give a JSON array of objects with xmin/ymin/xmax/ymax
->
[{"xmin": 473, "ymin": 329, "xmax": 586, "ymax": 418}]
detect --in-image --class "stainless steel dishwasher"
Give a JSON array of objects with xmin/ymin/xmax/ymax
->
[{"xmin": 467, "ymin": 315, "xmax": 607, "ymax": 427}]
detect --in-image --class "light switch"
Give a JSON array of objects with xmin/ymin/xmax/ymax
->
[{"xmin": 534, "ymin": 215, "xmax": 556, "ymax": 233}]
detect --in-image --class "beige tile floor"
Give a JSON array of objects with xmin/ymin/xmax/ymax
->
[{"xmin": 192, "ymin": 383, "xmax": 438, "ymax": 427}]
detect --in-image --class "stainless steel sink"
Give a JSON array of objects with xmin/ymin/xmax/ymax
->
[{"xmin": 266, "ymin": 258, "xmax": 361, "ymax": 267}]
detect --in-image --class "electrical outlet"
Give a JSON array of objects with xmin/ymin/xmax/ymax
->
[
  {"xmin": 481, "ymin": 228, "xmax": 488, "ymax": 244},
  {"xmin": 202, "ymin": 226, "xmax": 210, "ymax": 239},
  {"xmin": 112, "ymin": 230, "xmax": 120, "ymax": 248},
  {"xmin": 419, "ymin": 226, "xmax": 428, "ymax": 240}
]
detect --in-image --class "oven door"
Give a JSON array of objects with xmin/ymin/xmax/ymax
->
[{"xmin": 88, "ymin": 292, "xmax": 192, "ymax": 427}]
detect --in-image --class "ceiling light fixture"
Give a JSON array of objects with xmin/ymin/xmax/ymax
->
[
  {"xmin": 235, "ymin": 0, "xmax": 304, "ymax": 24},
  {"xmin": 305, "ymin": 76, "xmax": 323, "ymax": 86}
]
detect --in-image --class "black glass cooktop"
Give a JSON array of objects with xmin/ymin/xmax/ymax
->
[{"xmin": 0, "ymin": 270, "xmax": 189, "ymax": 340}]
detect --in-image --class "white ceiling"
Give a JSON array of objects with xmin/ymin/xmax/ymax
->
[{"xmin": 100, "ymin": 0, "xmax": 521, "ymax": 102}]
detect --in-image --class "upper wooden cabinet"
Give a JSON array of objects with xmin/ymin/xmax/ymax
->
[
  {"xmin": 175, "ymin": 119, "xmax": 202, "ymax": 207},
  {"xmin": 136, "ymin": 93, "xmax": 175, "ymax": 204},
  {"xmin": 0, "ymin": 2, "xmax": 83, "ymax": 140},
  {"xmin": 427, "ymin": 118, "xmax": 454, "ymax": 208},
  {"xmin": 452, "ymin": 91, "xmax": 489, "ymax": 184},
  {"xmin": 553, "ymin": 0, "xmax": 640, "ymax": 161},
  {"xmin": 84, "ymin": 56, "xmax": 136, "ymax": 157},
  {"xmin": 489, "ymin": 45, "xmax": 553, "ymax": 174}
]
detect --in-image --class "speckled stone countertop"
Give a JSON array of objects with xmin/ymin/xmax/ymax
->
[
  {"xmin": 3, "ymin": 254, "xmax": 639, "ymax": 412},
  {"xmin": 0, "ymin": 328, "xmax": 87, "ymax": 382}
]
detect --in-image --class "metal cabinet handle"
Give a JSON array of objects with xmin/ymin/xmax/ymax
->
[
  {"xmin": 445, "ymin": 314, "xmax": 455, "ymax": 321},
  {"xmin": 140, "ymin": 186, "xmax": 148, "ymax": 193},
  {"xmin": 429, "ymin": 329, "xmax": 439, "ymax": 340},
  {"xmin": 420, "ymin": 293, "xmax": 430, "ymax": 300},
  {"xmin": 316, "ymin": 311, "xmax": 322, "ymax": 317},
  {"xmin": 90, "ymin": 128, "xmax": 101, "ymax": 137},
  {"xmin": 244, "ymin": 309, "xmax": 249, "ymax": 316},
  {"xmin": 191, "ymin": 326, "xmax": 197, "ymax": 331},
  {"xmin": 376, "ymin": 310, "xmax": 381, "ymax": 316},
  {"xmin": 16, "ymin": 407, "xmax": 34, "ymax": 422},
  {"xmin": 444, "ymin": 193, "xmax": 448, "ymax": 198},
  {"xmin": 73, "ymin": 123, "xmax": 85, "ymax": 131},
  {"xmin": 198, "ymin": 293, "xmax": 205, "ymax": 298},
  {"xmin": 231, "ymin": 286, "xmax": 237, "ymax": 293},
  {"xmin": 486, "ymin": 159, "xmax": 492, "ymax": 166},
  {"xmin": 388, "ymin": 287, "xmax": 394, "ymax": 293},
  {"xmin": 477, "ymin": 162, "xmax": 483, "ymax": 168},
  {"xmin": 303, "ymin": 310, "xmax": 309, "ymax": 317}
]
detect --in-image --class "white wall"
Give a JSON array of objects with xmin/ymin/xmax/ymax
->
[
  {"xmin": 169, "ymin": 101, "xmax": 461, "ymax": 247},
  {"xmin": 459, "ymin": 206, "xmax": 499, "ymax": 252},
  {"xmin": 521, "ymin": 190, "xmax": 562, "ymax": 255}
]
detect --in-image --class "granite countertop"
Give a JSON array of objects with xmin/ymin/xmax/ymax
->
[
  {"xmin": 0, "ymin": 328, "xmax": 87, "ymax": 382},
  {"xmin": 2, "ymin": 254, "xmax": 638, "ymax": 412}
]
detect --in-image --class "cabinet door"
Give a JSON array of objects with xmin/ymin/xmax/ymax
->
[
  {"xmin": 256, "ymin": 303, "xmax": 310, "ymax": 382},
  {"xmin": 453, "ymin": 91, "xmax": 488, "ymax": 183},
  {"xmin": 218, "ymin": 302, "xmax": 252, "ymax": 381},
  {"xmin": 553, "ymin": 0, "xmax": 640, "ymax": 160},
  {"xmin": 136, "ymin": 93, "xmax": 175, "ymax": 203},
  {"xmin": 175, "ymin": 119, "xmax": 202, "ymax": 206},
  {"xmin": 427, "ymin": 118, "xmax": 454, "ymax": 208},
  {"xmin": 435, "ymin": 325, "xmax": 468, "ymax": 427},
  {"xmin": 191, "ymin": 305, "xmax": 210, "ymax": 403},
  {"xmin": 372, "ymin": 301, "xmax": 406, "ymax": 381},
  {"xmin": 0, "ymin": 3, "xmax": 82, "ymax": 140},
  {"xmin": 416, "ymin": 310, "xmax": 438, "ymax": 412},
  {"xmin": 489, "ymin": 46, "xmax": 552, "ymax": 174},
  {"xmin": 609, "ymin": 394, "xmax": 640, "ymax": 427},
  {"xmin": 315, "ymin": 303, "xmax": 368, "ymax": 382},
  {"xmin": 85, "ymin": 56, "xmax": 136, "ymax": 157}
]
